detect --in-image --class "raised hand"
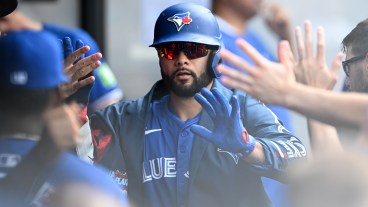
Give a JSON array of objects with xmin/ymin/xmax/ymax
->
[
  {"xmin": 262, "ymin": 3, "xmax": 292, "ymax": 42},
  {"xmin": 191, "ymin": 88, "xmax": 255, "ymax": 157},
  {"xmin": 218, "ymin": 38, "xmax": 296, "ymax": 106},
  {"xmin": 60, "ymin": 37, "xmax": 102, "ymax": 99},
  {"xmin": 294, "ymin": 21, "xmax": 343, "ymax": 90}
]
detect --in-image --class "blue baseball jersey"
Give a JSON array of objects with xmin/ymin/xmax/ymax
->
[
  {"xmin": 90, "ymin": 79, "xmax": 307, "ymax": 207},
  {"xmin": 0, "ymin": 138, "xmax": 126, "ymax": 207},
  {"xmin": 43, "ymin": 23, "xmax": 123, "ymax": 113},
  {"xmin": 144, "ymin": 95, "xmax": 200, "ymax": 207}
]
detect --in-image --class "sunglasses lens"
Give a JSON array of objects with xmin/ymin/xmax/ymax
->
[
  {"xmin": 158, "ymin": 43, "xmax": 209, "ymax": 60},
  {"xmin": 184, "ymin": 43, "xmax": 208, "ymax": 59},
  {"xmin": 164, "ymin": 47, "xmax": 175, "ymax": 60}
]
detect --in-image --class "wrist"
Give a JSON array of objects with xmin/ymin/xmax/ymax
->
[
  {"xmin": 237, "ymin": 129, "xmax": 255, "ymax": 157},
  {"xmin": 284, "ymin": 83, "xmax": 303, "ymax": 109}
]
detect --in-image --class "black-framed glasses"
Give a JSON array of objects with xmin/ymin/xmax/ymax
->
[
  {"xmin": 342, "ymin": 55, "xmax": 366, "ymax": 77},
  {"xmin": 156, "ymin": 42, "xmax": 212, "ymax": 60}
]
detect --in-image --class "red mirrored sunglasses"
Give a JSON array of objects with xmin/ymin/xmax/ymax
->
[{"xmin": 156, "ymin": 42, "xmax": 212, "ymax": 60}]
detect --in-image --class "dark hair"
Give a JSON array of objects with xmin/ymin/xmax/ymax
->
[
  {"xmin": 0, "ymin": 87, "xmax": 57, "ymax": 116},
  {"xmin": 342, "ymin": 19, "xmax": 368, "ymax": 56}
]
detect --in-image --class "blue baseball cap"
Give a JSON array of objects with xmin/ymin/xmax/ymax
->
[
  {"xmin": 0, "ymin": 30, "xmax": 68, "ymax": 89},
  {"xmin": 0, "ymin": 0, "xmax": 18, "ymax": 17}
]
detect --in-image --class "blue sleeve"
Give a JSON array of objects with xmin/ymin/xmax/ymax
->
[
  {"xmin": 89, "ymin": 105, "xmax": 128, "ymax": 193},
  {"xmin": 238, "ymin": 92, "xmax": 307, "ymax": 179}
]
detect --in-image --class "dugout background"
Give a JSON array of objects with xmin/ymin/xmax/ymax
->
[{"xmin": 18, "ymin": 0, "xmax": 368, "ymax": 154}]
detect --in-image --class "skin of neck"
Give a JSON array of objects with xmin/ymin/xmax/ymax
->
[
  {"xmin": 212, "ymin": 2, "xmax": 250, "ymax": 35},
  {"xmin": 169, "ymin": 81, "xmax": 213, "ymax": 121},
  {"xmin": 2, "ymin": 10, "xmax": 43, "ymax": 32}
]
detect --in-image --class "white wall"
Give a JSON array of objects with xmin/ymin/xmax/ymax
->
[{"xmin": 18, "ymin": 0, "xmax": 79, "ymax": 27}]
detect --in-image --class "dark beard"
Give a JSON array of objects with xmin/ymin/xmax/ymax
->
[{"xmin": 161, "ymin": 67, "xmax": 213, "ymax": 98}]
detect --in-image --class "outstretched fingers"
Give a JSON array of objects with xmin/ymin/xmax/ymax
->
[
  {"xmin": 219, "ymin": 48, "xmax": 258, "ymax": 78},
  {"xmin": 212, "ymin": 88, "xmax": 231, "ymax": 116},
  {"xmin": 235, "ymin": 38, "xmax": 268, "ymax": 68},
  {"xmin": 194, "ymin": 92, "xmax": 216, "ymax": 118},
  {"xmin": 278, "ymin": 41, "xmax": 295, "ymax": 71},
  {"xmin": 217, "ymin": 64, "xmax": 255, "ymax": 91},
  {"xmin": 63, "ymin": 37, "xmax": 73, "ymax": 58},
  {"xmin": 316, "ymin": 26, "xmax": 326, "ymax": 63},
  {"xmin": 71, "ymin": 60, "xmax": 101, "ymax": 82},
  {"xmin": 64, "ymin": 46, "xmax": 90, "ymax": 68},
  {"xmin": 75, "ymin": 39, "xmax": 86, "ymax": 60},
  {"xmin": 330, "ymin": 52, "xmax": 344, "ymax": 79},
  {"xmin": 229, "ymin": 96, "xmax": 240, "ymax": 120},
  {"xmin": 220, "ymin": 75, "xmax": 252, "ymax": 95},
  {"xmin": 71, "ymin": 76, "xmax": 95, "ymax": 93},
  {"xmin": 304, "ymin": 20, "xmax": 313, "ymax": 58},
  {"xmin": 295, "ymin": 26, "xmax": 305, "ymax": 61},
  {"xmin": 68, "ymin": 52, "xmax": 102, "ymax": 79},
  {"xmin": 190, "ymin": 124, "xmax": 213, "ymax": 141}
]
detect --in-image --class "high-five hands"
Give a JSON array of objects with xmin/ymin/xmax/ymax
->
[
  {"xmin": 191, "ymin": 88, "xmax": 255, "ymax": 157},
  {"xmin": 218, "ymin": 39, "xmax": 296, "ymax": 106},
  {"xmin": 293, "ymin": 21, "xmax": 343, "ymax": 90},
  {"xmin": 59, "ymin": 37, "xmax": 102, "ymax": 99}
]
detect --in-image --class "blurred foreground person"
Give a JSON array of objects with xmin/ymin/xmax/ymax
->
[
  {"xmin": 0, "ymin": 9, "xmax": 123, "ymax": 114},
  {"xmin": 289, "ymin": 152, "xmax": 368, "ymax": 207},
  {"xmin": 0, "ymin": 30, "xmax": 126, "ymax": 207}
]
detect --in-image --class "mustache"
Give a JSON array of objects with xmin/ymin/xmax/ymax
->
[{"xmin": 172, "ymin": 67, "xmax": 195, "ymax": 77}]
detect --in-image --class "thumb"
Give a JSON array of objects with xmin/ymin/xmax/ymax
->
[
  {"xmin": 278, "ymin": 40, "xmax": 293, "ymax": 64},
  {"xmin": 331, "ymin": 52, "xmax": 344, "ymax": 77},
  {"xmin": 278, "ymin": 40, "xmax": 295, "ymax": 75}
]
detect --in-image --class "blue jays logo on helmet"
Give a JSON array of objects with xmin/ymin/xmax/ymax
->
[{"xmin": 167, "ymin": 12, "xmax": 192, "ymax": 31}]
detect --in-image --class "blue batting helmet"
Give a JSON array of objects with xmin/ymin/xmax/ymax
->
[{"xmin": 150, "ymin": 3, "xmax": 223, "ymax": 78}]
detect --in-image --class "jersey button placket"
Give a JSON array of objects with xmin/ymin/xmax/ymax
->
[{"xmin": 177, "ymin": 128, "xmax": 189, "ymax": 207}]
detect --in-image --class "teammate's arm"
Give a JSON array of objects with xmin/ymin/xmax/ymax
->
[
  {"xmin": 293, "ymin": 21, "xmax": 343, "ymax": 156},
  {"xmin": 218, "ymin": 38, "xmax": 368, "ymax": 128}
]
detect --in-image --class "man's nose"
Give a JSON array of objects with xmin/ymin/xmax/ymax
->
[{"xmin": 174, "ymin": 51, "xmax": 189, "ymax": 66}]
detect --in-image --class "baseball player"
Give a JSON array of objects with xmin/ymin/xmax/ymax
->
[
  {"xmin": 0, "ymin": 30, "xmax": 126, "ymax": 207},
  {"xmin": 89, "ymin": 3, "xmax": 307, "ymax": 207}
]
